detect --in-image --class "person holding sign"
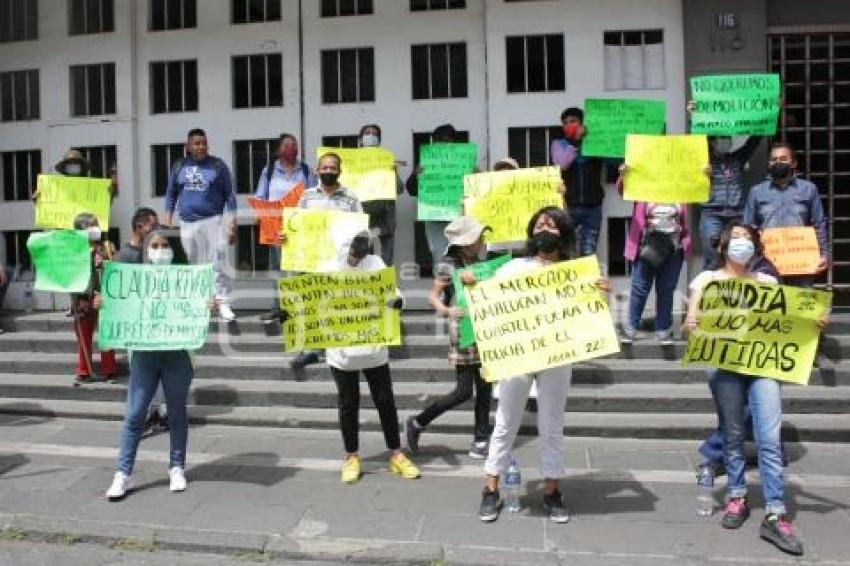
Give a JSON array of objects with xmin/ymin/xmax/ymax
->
[
  {"xmin": 320, "ymin": 233, "xmax": 420, "ymax": 484},
  {"xmin": 475, "ymin": 207, "xmax": 610, "ymax": 524},
  {"xmin": 163, "ymin": 128, "xmax": 238, "ymax": 322},
  {"xmin": 682, "ymin": 222, "xmax": 815, "ymax": 556},
  {"xmin": 358, "ymin": 124, "xmax": 404, "ymax": 266},
  {"xmin": 405, "ymin": 217, "xmax": 494, "ymax": 460},
  {"xmin": 743, "ymin": 142, "xmax": 829, "ymax": 289},
  {"xmin": 70, "ymin": 213, "xmax": 117, "ymax": 386},
  {"xmin": 105, "ymin": 227, "xmax": 208, "ymax": 501}
]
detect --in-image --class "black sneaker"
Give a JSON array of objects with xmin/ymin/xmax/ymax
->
[
  {"xmin": 105, "ymin": 374, "xmax": 118, "ymax": 385},
  {"xmin": 468, "ymin": 440, "xmax": 488, "ymax": 459},
  {"xmin": 405, "ymin": 416, "xmax": 422, "ymax": 454},
  {"xmin": 260, "ymin": 310, "xmax": 282, "ymax": 325},
  {"xmin": 542, "ymin": 490, "xmax": 570, "ymax": 523},
  {"xmin": 760, "ymin": 514, "xmax": 804, "ymax": 556},
  {"xmin": 721, "ymin": 497, "xmax": 750, "ymax": 529},
  {"xmin": 479, "ymin": 489, "xmax": 502, "ymax": 522},
  {"xmin": 290, "ymin": 350, "xmax": 320, "ymax": 370}
]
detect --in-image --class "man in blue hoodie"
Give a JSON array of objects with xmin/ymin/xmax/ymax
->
[{"xmin": 163, "ymin": 128, "xmax": 238, "ymax": 321}]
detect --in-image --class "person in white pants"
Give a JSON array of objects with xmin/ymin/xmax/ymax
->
[
  {"xmin": 471, "ymin": 206, "xmax": 610, "ymax": 524},
  {"xmin": 178, "ymin": 214, "xmax": 233, "ymax": 314}
]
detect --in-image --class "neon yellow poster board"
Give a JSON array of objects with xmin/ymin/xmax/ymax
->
[
  {"xmin": 465, "ymin": 256, "xmax": 619, "ymax": 382},
  {"xmin": 623, "ymin": 135, "xmax": 710, "ymax": 203},
  {"xmin": 34, "ymin": 174, "xmax": 112, "ymax": 230},
  {"xmin": 280, "ymin": 208, "xmax": 369, "ymax": 273},
  {"xmin": 278, "ymin": 267, "xmax": 401, "ymax": 351},
  {"xmin": 316, "ymin": 147, "xmax": 396, "ymax": 202}
]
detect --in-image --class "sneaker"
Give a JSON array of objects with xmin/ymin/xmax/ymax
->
[
  {"xmin": 169, "ymin": 467, "xmax": 187, "ymax": 492},
  {"xmin": 697, "ymin": 461, "xmax": 725, "ymax": 478},
  {"xmin": 218, "ymin": 303, "xmax": 237, "ymax": 322},
  {"xmin": 468, "ymin": 440, "xmax": 488, "ymax": 460},
  {"xmin": 388, "ymin": 453, "xmax": 420, "ymax": 479},
  {"xmin": 341, "ymin": 456, "xmax": 361, "ymax": 484},
  {"xmin": 479, "ymin": 488, "xmax": 502, "ymax": 522},
  {"xmin": 542, "ymin": 490, "xmax": 571, "ymax": 523},
  {"xmin": 105, "ymin": 374, "xmax": 117, "ymax": 385},
  {"xmin": 105, "ymin": 471, "xmax": 133, "ymax": 501},
  {"xmin": 620, "ymin": 325, "xmax": 637, "ymax": 344},
  {"xmin": 656, "ymin": 329, "xmax": 674, "ymax": 345},
  {"xmin": 74, "ymin": 374, "xmax": 90, "ymax": 387},
  {"xmin": 260, "ymin": 310, "xmax": 282, "ymax": 325},
  {"xmin": 760, "ymin": 514, "xmax": 804, "ymax": 556},
  {"xmin": 290, "ymin": 350, "xmax": 320, "ymax": 370},
  {"xmin": 405, "ymin": 416, "xmax": 422, "ymax": 454},
  {"xmin": 721, "ymin": 497, "xmax": 750, "ymax": 529}
]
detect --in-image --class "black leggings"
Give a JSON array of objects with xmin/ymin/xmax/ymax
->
[
  {"xmin": 414, "ymin": 364, "xmax": 492, "ymax": 442},
  {"xmin": 331, "ymin": 364, "xmax": 401, "ymax": 454}
]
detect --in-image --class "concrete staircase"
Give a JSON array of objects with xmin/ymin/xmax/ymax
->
[{"xmin": 0, "ymin": 311, "xmax": 848, "ymax": 442}]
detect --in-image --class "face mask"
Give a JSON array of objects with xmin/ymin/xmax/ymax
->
[
  {"xmin": 727, "ymin": 238, "xmax": 755, "ymax": 265},
  {"xmin": 281, "ymin": 148, "xmax": 298, "ymax": 162},
  {"xmin": 320, "ymin": 172, "xmax": 339, "ymax": 186},
  {"xmin": 87, "ymin": 227, "xmax": 102, "ymax": 242},
  {"xmin": 768, "ymin": 162, "xmax": 791, "ymax": 181},
  {"xmin": 350, "ymin": 239, "xmax": 370, "ymax": 260},
  {"xmin": 713, "ymin": 137, "xmax": 732, "ymax": 154},
  {"xmin": 562, "ymin": 124, "xmax": 581, "ymax": 140},
  {"xmin": 361, "ymin": 134, "xmax": 379, "ymax": 148},
  {"xmin": 148, "ymin": 248, "xmax": 174, "ymax": 265},
  {"xmin": 65, "ymin": 163, "xmax": 83, "ymax": 176},
  {"xmin": 532, "ymin": 231, "xmax": 560, "ymax": 254}
]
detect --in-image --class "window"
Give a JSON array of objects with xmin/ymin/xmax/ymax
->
[
  {"xmin": 410, "ymin": 0, "xmax": 465, "ymax": 10},
  {"xmin": 70, "ymin": 63, "xmax": 116, "ymax": 116},
  {"xmin": 236, "ymin": 224, "xmax": 270, "ymax": 274},
  {"xmin": 321, "ymin": 48, "xmax": 375, "ymax": 104},
  {"xmin": 604, "ymin": 29, "xmax": 665, "ymax": 90},
  {"xmin": 149, "ymin": 0, "xmax": 196, "ymax": 31},
  {"xmin": 507, "ymin": 126, "xmax": 561, "ymax": 168},
  {"xmin": 1, "ymin": 149, "xmax": 41, "ymax": 202},
  {"xmin": 0, "ymin": 0, "xmax": 38, "ymax": 43},
  {"xmin": 505, "ymin": 34, "xmax": 564, "ymax": 93},
  {"xmin": 411, "ymin": 43, "xmax": 467, "ymax": 99},
  {"xmin": 232, "ymin": 53, "xmax": 283, "ymax": 108},
  {"xmin": 4, "ymin": 230, "xmax": 33, "ymax": 271},
  {"xmin": 150, "ymin": 60, "xmax": 198, "ymax": 113},
  {"xmin": 69, "ymin": 0, "xmax": 115, "ymax": 35},
  {"xmin": 0, "ymin": 69, "xmax": 39, "ymax": 121},
  {"xmin": 411, "ymin": 130, "xmax": 469, "ymax": 166},
  {"xmin": 321, "ymin": 135, "xmax": 359, "ymax": 148},
  {"xmin": 321, "ymin": 0, "xmax": 372, "ymax": 17},
  {"xmin": 72, "ymin": 144, "xmax": 117, "ymax": 179},
  {"xmin": 233, "ymin": 138, "xmax": 277, "ymax": 195},
  {"xmin": 232, "ymin": 0, "xmax": 280, "ymax": 23},
  {"xmin": 150, "ymin": 143, "xmax": 185, "ymax": 197}
]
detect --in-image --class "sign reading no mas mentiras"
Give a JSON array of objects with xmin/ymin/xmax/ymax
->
[{"xmin": 689, "ymin": 73, "xmax": 781, "ymax": 136}]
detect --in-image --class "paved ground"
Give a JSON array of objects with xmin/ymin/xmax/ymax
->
[{"xmin": 2, "ymin": 415, "xmax": 850, "ymax": 565}]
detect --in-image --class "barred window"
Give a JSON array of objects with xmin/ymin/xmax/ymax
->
[
  {"xmin": 505, "ymin": 34, "xmax": 565, "ymax": 93},
  {"xmin": 0, "ymin": 69, "xmax": 39, "ymax": 121},
  {"xmin": 69, "ymin": 0, "xmax": 115, "ymax": 35},
  {"xmin": 604, "ymin": 29, "xmax": 665, "ymax": 90},
  {"xmin": 232, "ymin": 0, "xmax": 280, "ymax": 23},
  {"xmin": 410, "ymin": 0, "xmax": 465, "ymax": 11},
  {"xmin": 321, "ymin": 0, "xmax": 372, "ymax": 17},
  {"xmin": 0, "ymin": 0, "xmax": 38, "ymax": 43},
  {"xmin": 150, "ymin": 60, "xmax": 198, "ymax": 113},
  {"xmin": 507, "ymin": 126, "xmax": 561, "ymax": 167},
  {"xmin": 70, "ymin": 63, "xmax": 116, "ymax": 116},
  {"xmin": 321, "ymin": 135, "xmax": 359, "ymax": 148},
  {"xmin": 232, "ymin": 53, "xmax": 283, "ymax": 108},
  {"xmin": 321, "ymin": 48, "xmax": 375, "ymax": 104},
  {"xmin": 151, "ymin": 143, "xmax": 185, "ymax": 197},
  {"xmin": 233, "ymin": 138, "xmax": 277, "ymax": 195},
  {"xmin": 1, "ymin": 149, "xmax": 41, "ymax": 201},
  {"xmin": 150, "ymin": 0, "xmax": 196, "ymax": 31},
  {"xmin": 411, "ymin": 43, "xmax": 467, "ymax": 99}
]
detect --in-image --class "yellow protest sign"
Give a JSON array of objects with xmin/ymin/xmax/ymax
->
[
  {"xmin": 316, "ymin": 146, "xmax": 396, "ymax": 202},
  {"xmin": 278, "ymin": 267, "xmax": 402, "ymax": 351},
  {"xmin": 465, "ymin": 256, "xmax": 619, "ymax": 382},
  {"xmin": 281, "ymin": 208, "xmax": 369, "ymax": 273},
  {"xmin": 683, "ymin": 278, "xmax": 831, "ymax": 385},
  {"xmin": 761, "ymin": 227, "xmax": 821, "ymax": 276},
  {"xmin": 623, "ymin": 135, "xmax": 710, "ymax": 203},
  {"xmin": 34, "ymin": 174, "xmax": 112, "ymax": 229},
  {"xmin": 463, "ymin": 167, "xmax": 563, "ymax": 244}
]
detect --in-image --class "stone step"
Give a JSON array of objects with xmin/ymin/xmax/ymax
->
[
  {"xmin": 0, "ymin": 373, "xmax": 848, "ymax": 414},
  {"xmin": 1, "ymin": 397, "xmax": 848, "ymax": 442}
]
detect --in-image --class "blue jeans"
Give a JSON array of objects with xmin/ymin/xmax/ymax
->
[
  {"xmin": 568, "ymin": 205, "xmax": 602, "ymax": 257},
  {"xmin": 268, "ymin": 245, "xmax": 281, "ymax": 313},
  {"xmin": 424, "ymin": 221, "xmax": 449, "ymax": 275},
  {"xmin": 700, "ymin": 371, "xmax": 753, "ymax": 463},
  {"xmin": 699, "ymin": 210, "xmax": 738, "ymax": 270},
  {"xmin": 116, "ymin": 351, "xmax": 193, "ymax": 474},
  {"xmin": 627, "ymin": 250, "xmax": 684, "ymax": 332},
  {"xmin": 713, "ymin": 369, "xmax": 787, "ymax": 515}
]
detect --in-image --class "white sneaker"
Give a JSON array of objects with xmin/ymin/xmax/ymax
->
[
  {"xmin": 218, "ymin": 303, "xmax": 236, "ymax": 322},
  {"xmin": 169, "ymin": 467, "xmax": 187, "ymax": 492},
  {"xmin": 105, "ymin": 471, "xmax": 133, "ymax": 500}
]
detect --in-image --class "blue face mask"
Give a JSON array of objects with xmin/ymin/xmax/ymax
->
[{"xmin": 727, "ymin": 238, "xmax": 755, "ymax": 265}]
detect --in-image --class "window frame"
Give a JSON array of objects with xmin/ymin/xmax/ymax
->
[
  {"xmin": 1, "ymin": 149, "xmax": 41, "ymax": 202},
  {"xmin": 232, "ymin": 138, "xmax": 278, "ymax": 195},
  {"xmin": 69, "ymin": 62, "xmax": 117, "ymax": 117},
  {"xmin": 410, "ymin": 42, "xmax": 468, "ymax": 100},
  {"xmin": 0, "ymin": 69, "xmax": 39, "ymax": 122},
  {"xmin": 149, "ymin": 59, "xmax": 199, "ymax": 114},
  {"xmin": 231, "ymin": 0, "xmax": 281, "ymax": 24},
  {"xmin": 149, "ymin": 0, "xmax": 197, "ymax": 31},
  {"xmin": 69, "ymin": 0, "xmax": 115, "ymax": 36},
  {"xmin": 150, "ymin": 142, "xmax": 186, "ymax": 197},
  {"xmin": 603, "ymin": 28, "xmax": 666, "ymax": 91},
  {"xmin": 232, "ymin": 53, "xmax": 284, "ymax": 109},
  {"xmin": 320, "ymin": 0, "xmax": 373, "ymax": 18},
  {"xmin": 504, "ymin": 33, "xmax": 565, "ymax": 94},
  {"xmin": 320, "ymin": 47, "xmax": 375, "ymax": 104},
  {"xmin": 0, "ymin": 0, "xmax": 38, "ymax": 43}
]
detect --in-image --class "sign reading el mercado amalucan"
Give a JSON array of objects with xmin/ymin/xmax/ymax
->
[
  {"xmin": 465, "ymin": 256, "xmax": 619, "ymax": 382},
  {"xmin": 98, "ymin": 262, "xmax": 213, "ymax": 351},
  {"xmin": 689, "ymin": 73, "xmax": 781, "ymax": 136}
]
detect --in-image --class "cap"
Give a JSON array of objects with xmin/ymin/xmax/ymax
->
[
  {"xmin": 443, "ymin": 216, "xmax": 489, "ymax": 253},
  {"xmin": 493, "ymin": 157, "xmax": 519, "ymax": 171}
]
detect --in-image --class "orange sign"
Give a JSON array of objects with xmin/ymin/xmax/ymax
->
[
  {"xmin": 761, "ymin": 226, "xmax": 820, "ymax": 275},
  {"xmin": 247, "ymin": 183, "xmax": 305, "ymax": 245}
]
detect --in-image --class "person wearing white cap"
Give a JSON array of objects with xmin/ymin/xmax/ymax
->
[{"xmin": 405, "ymin": 216, "xmax": 494, "ymax": 460}]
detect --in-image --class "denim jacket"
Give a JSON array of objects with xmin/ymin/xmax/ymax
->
[{"xmin": 704, "ymin": 136, "xmax": 761, "ymax": 212}]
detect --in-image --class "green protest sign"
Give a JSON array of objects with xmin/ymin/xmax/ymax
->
[
  {"xmin": 582, "ymin": 98, "xmax": 667, "ymax": 158},
  {"xmin": 26, "ymin": 230, "xmax": 91, "ymax": 293},
  {"xmin": 689, "ymin": 73, "xmax": 781, "ymax": 136},
  {"xmin": 98, "ymin": 262, "xmax": 213, "ymax": 351},
  {"xmin": 417, "ymin": 143, "xmax": 478, "ymax": 221},
  {"xmin": 452, "ymin": 254, "xmax": 511, "ymax": 348}
]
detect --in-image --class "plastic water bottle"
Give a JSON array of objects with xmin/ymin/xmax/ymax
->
[
  {"xmin": 696, "ymin": 464, "xmax": 715, "ymax": 517},
  {"xmin": 23, "ymin": 281, "xmax": 34, "ymax": 313},
  {"xmin": 504, "ymin": 458, "xmax": 522, "ymax": 512}
]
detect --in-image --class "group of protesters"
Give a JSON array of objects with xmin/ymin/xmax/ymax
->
[{"xmin": 19, "ymin": 96, "xmax": 833, "ymax": 557}]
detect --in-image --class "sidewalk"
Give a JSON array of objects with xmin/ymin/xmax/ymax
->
[{"xmin": 2, "ymin": 415, "xmax": 850, "ymax": 565}]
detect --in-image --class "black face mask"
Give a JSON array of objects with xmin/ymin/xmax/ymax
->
[
  {"xmin": 320, "ymin": 172, "xmax": 339, "ymax": 186},
  {"xmin": 532, "ymin": 231, "xmax": 560, "ymax": 254},
  {"xmin": 350, "ymin": 239, "xmax": 370, "ymax": 259},
  {"xmin": 768, "ymin": 162, "xmax": 791, "ymax": 181}
]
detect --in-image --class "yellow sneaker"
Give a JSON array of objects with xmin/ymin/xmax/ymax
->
[
  {"xmin": 341, "ymin": 456, "xmax": 361, "ymax": 484},
  {"xmin": 388, "ymin": 453, "xmax": 420, "ymax": 480}
]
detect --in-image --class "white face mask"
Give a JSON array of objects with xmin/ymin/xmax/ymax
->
[
  {"xmin": 87, "ymin": 226, "xmax": 102, "ymax": 242},
  {"xmin": 148, "ymin": 247, "xmax": 173, "ymax": 265},
  {"xmin": 65, "ymin": 163, "xmax": 83, "ymax": 176},
  {"xmin": 727, "ymin": 238, "xmax": 755, "ymax": 265},
  {"xmin": 361, "ymin": 134, "xmax": 380, "ymax": 148}
]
